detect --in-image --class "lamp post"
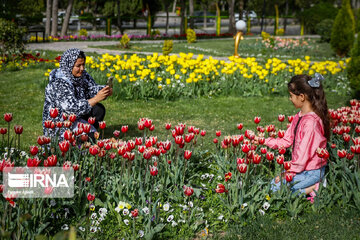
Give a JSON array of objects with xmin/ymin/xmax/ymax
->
[{"xmin": 234, "ymin": 20, "xmax": 246, "ymax": 58}]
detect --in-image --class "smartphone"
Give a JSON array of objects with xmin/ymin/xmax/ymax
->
[{"xmin": 107, "ymin": 76, "xmax": 113, "ymax": 88}]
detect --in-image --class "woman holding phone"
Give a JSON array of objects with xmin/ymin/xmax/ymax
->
[{"xmin": 42, "ymin": 48, "xmax": 112, "ymax": 139}]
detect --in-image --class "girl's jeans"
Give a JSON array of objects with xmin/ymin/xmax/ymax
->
[{"xmin": 271, "ymin": 166, "xmax": 326, "ymax": 194}]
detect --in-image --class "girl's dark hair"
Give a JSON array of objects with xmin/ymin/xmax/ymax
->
[
  {"xmin": 78, "ymin": 51, "xmax": 86, "ymax": 59},
  {"xmin": 288, "ymin": 75, "xmax": 330, "ymax": 140}
]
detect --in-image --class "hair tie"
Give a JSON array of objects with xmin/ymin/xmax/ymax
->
[{"xmin": 308, "ymin": 73, "xmax": 324, "ymax": 88}]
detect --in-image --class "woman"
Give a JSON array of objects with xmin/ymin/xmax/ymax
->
[{"xmin": 42, "ymin": 48, "xmax": 112, "ymax": 139}]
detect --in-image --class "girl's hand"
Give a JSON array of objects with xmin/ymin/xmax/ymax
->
[
  {"xmin": 274, "ymin": 175, "xmax": 281, "ymax": 183},
  {"xmin": 252, "ymin": 136, "xmax": 259, "ymax": 145}
]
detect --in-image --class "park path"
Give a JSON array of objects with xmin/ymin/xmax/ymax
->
[{"xmin": 25, "ymin": 35, "xmax": 319, "ymax": 62}]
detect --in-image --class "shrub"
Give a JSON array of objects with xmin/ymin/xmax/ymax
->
[
  {"xmin": 316, "ymin": 19, "xmax": 334, "ymax": 43},
  {"xmin": 0, "ymin": 18, "xmax": 26, "ymax": 60},
  {"xmin": 276, "ymin": 28, "xmax": 284, "ymax": 36},
  {"xmin": 261, "ymin": 31, "xmax": 271, "ymax": 40},
  {"xmin": 120, "ymin": 34, "xmax": 130, "ymax": 48},
  {"xmin": 79, "ymin": 28, "xmax": 88, "ymax": 37},
  {"xmin": 162, "ymin": 40, "xmax": 173, "ymax": 56},
  {"xmin": 186, "ymin": 28, "xmax": 196, "ymax": 43},
  {"xmin": 330, "ymin": 0, "xmax": 355, "ymax": 57},
  {"xmin": 347, "ymin": 35, "xmax": 360, "ymax": 98},
  {"xmin": 300, "ymin": 2, "xmax": 338, "ymax": 34}
]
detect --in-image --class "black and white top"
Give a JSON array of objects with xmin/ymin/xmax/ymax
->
[{"xmin": 42, "ymin": 48, "xmax": 105, "ymax": 138}]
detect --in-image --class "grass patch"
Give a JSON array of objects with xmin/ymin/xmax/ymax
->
[
  {"xmin": 92, "ymin": 38, "xmax": 338, "ymax": 61},
  {"xmin": 216, "ymin": 208, "xmax": 360, "ymax": 239},
  {"xmin": 0, "ymin": 64, "xmax": 350, "ymax": 149}
]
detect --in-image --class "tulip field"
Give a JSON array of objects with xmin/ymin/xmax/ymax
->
[{"xmin": 0, "ymin": 44, "xmax": 359, "ymax": 239}]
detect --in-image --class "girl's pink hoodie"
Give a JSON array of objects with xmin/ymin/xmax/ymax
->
[{"xmin": 265, "ymin": 112, "xmax": 327, "ymax": 173}]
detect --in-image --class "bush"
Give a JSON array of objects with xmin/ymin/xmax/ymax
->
[
  {"xmin": 300, "ymin": 2, "xmax": 338, "ymax": 34},
  {"xmin": 120, "ymin": 34, "xmax": 130, "ymax": 48},
  {"xmin": 330, "ymin": 0, "xmax": 355, "ymax": 57},
  {"xmin": 186, "ymin": 28, "xmax": 196, "ymax": 43},
  {"xmin": 0, "ymin": 18, "xmax": 26, "ymax": 60},
  {"xmin": 79, "ymin": 29, "xmax": 88, "ymax": 37},
  {"xmin": 316, "ymin": 19, "xmax": 334, "ymax": 43},
  {"xmin": 162, "ymin": 40, "xmax": 173, "ymax": 56},
  {"xmin": 348, "ymin": 35, "xmax": 360, "ymax": 97}
]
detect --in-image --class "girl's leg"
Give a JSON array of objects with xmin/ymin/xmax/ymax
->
[{"xmin": 290, "ymin": 167, "xmax": 325, "ymax": 194}]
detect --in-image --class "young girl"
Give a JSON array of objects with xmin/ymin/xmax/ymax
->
[{"xmin": 264, "ymin": 74, "xmax": 330, "ymax": 195}]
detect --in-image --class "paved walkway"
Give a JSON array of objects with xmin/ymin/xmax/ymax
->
[{"xmin": 25, "ymin": 35, "xmax": 320, "ymax": 62}]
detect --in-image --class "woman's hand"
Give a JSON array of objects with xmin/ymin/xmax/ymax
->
[
  {"xmin": 252, "ymin": 136, "xmax": 259, "ymax": 145},
  {"xmin": 88, "ymin": 86, "xmax": 111, "ymax": 106}
]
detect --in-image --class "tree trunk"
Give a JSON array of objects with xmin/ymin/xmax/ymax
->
[
  {"xmin": 180, "ymin": 0, "xmax": 186, "ymax": 34},
  {"xmin": 203, "ymin": 5, "xmax": 207, "ymax": 28},
  {"xmin": 228, "ymin": 0, "xmax": 235, "ymax": 34},
  {"xmin": 189, "ymin": 0, "xmax": 194, "ymax": 29},
  {"xmin": 239, "ymin": 0, "xmax": 244, "ymax": 20},
  {"xmin": 284, "ymin": 0, "xmax": 288, "ymax": 34},
  {"xmin": 51, "ymin": 0, "xmax": 59, "ymax": 36},
  {"xmin": 260, "ymin": 0, "xmax": 266, "ymax": 32},
  {"xmin": 117, "ymin": 0, "xmax": 124, "ymax": 35},
  {"xmin": 172, "ymin": 0, "xmax": 177, "ymax": 13},
  {"xmin": 165, "ymin": 7, "xmax": 169, "ymax": 34},
  {"xmin": 45, "ymin": 0, "xmax": 52, "ymax": 37},
  {"xmin": 60, "ymin": 0, "xmax": 75, "ymax": 37}
]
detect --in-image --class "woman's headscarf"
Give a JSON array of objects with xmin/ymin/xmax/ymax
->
[{"xmin": 59, "ymin": 48, "xmax": 86, "ymax": 85}]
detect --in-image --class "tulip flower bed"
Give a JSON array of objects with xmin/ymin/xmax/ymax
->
[
  {"xmin": 0, "ymin": 53, "xmax": 59, "ymax": 72},
  {"xmin": 1, "ymin": 99, "xmax": 360, "ymax": 239},
  {"xmin": 44, "ymin": 53, "xmax": 349, "ymax": 101}
]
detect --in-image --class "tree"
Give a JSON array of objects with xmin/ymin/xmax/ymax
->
[
  {"xmin": 348, "ymin": 28, "xmax": 360, "ymax": 97},
  {"xmin": 60, "ymin": 0, "xmax": 75, "ymax": 37},
  {"xmin": 228, "ymin": 0, "xmax": 236, "ymax": 34},
  {"xmin": 45, "ymin": 0, "xmax": 52, "ymax": 37},
  {"xmin": 180, "ymin": 0, "xmax": 186, "ymax": 34},
  {"xmin": 162, "ymin": 0, "xmax": 174, "ymax": 34},
  {"xmin": 51, "ymin": 0, "xmax": 59, "ymax": 36},
  {"xmin": 330, "ymin": 0, "xmax": 355, "ymax": 57},
  {"xmin": 189, "ymin": 0, "xmax": 194, "ymax": 29}
]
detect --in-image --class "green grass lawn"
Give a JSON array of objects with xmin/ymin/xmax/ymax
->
[
  {"xmin": 92, "ymin": 38, "xmax": 339, "ymax": 61},
  {"xmin": 0, "ymin": 62, "xmax": 350, "ymax": 150}
]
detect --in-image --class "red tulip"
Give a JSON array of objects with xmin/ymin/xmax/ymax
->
[
  {"xmin": 0, "ymin": 184, "xmax": 4, "ymax": 193},
  {"xmin": 83, "ymin": 124, "xmax": 91, "ymax": 133},
  {"xmin": 63, "ymin": 161, "xmax": 72, "ymax": 171},
  {"xmin": 213, "ymin": 138, "xmax": 218, "ymax": 144},
  {"xmin": 55, "ymin": 122, "xmax": 63, "ymax": 128},
  {"xmin": 237, "ymin": 163, "xmax": 247, "ymax": 173},
  {"xmin": 225, "ymin": 172, "xmax": 232, "ymax": 182},
  {"xmin": 49, "ymin": 108, "xmax": 59, "ymax": 118},
  {"xmin": 258, "ymin": 137, "xmax": 265, "ymax": 145},
  {"xmin": 150, "ymin": 166, "xmax": 158, "ymax": 176},
  {"xmin": 44, "ymin": 187, "xmax": 54, "ymax": 195},
  {"xmin": 184, "ymin": 150, "xmax": 192, "ymax": 160},
  {"xmin": 62, "ymin": 113, "xmax": 68, "ymax": 120},
  {"xmin": 131, "ymin": 209, "xmax": 139, "ymax": 218},
  {"xmin": 215, "ymin": 183, "xmax": 228, "ymax": 193},
  {"xmin": 260, "ymin": 147, "xmax": 267, "ymax": 154},
  {"xmin": 4, "ymin": 113, "xmax": 12, "ymax": 122},
  {"xmin": 59, "ymin": 140, "xmax": 70, "ymax": 153},
  {"xmin": 337, "ymin": 149, "xmax": 347, "ymax": 158},
  {"xmin": 185, "ymin": 133, "xmax": 194, "ymax": 143},
  {"xmin": 254, "ymin": 116, "xmax": 261, "ymax": 124},
  {"xmin": 200, "ymin": 130, "xmax": 206, "ymax": 136},
  {"xmin": 149, "ymin": 125, "xmax": 155, "ymax": 131},
  {"xmin": 144, "ymin": 119, "xmax": 152, "ymax": 128},
  {"xmin": 14, "ymin": 125, "xmax": 23, "ymax": 135},
  {"xmin": 252, "ymin": 154, "xmax": 261, "ymax": 164},
  {"xmin": 29, "ymin": 146, "xmax": 39, "ymax": 156},
  {"xmin": 278, "ymin": 114, "xmax": 285, "ymax": 122},
  {"xmin": 316, "ymin": 148, "xmax": 330, "ymax": 159},
  {"xmin": 97, "ymin": 140, "xmax": 104, "ymax": 148},
  {"xmin": 138, "ymin": 122, "xmax": 145, "ymax": 130},
  {"xmin": 331, "ymin": 143, "xmax": 336, "ymax": 149},
  {"xmin": 164, "ymin": 140, "xmax": 171, "ymax": 150},
  {"xmin": 0, "ymin": 128, "xmax": 7, "ymax": 135},
  {"xmin": 216, "ymin": 131, "xmax": 221, "ymax": 137},
  {"xmin": 165, "ymin": 123, "xmax": 172, "ymax": 130},
  {"xmin": 278, "ymin": 147, "xmax": 286, "ymax": 155},
  {"xmin": 27, "ymin": 157, "xmax": 41, "ymax": 167},
  {"xmin": 284, "ymin": 161, "xmax": 291, "ymax": 170},
  {"xmin": 276, "ymin": 155, "xmax": 284, "ymax": 165},
  {"xmin": 63, "ymin": 129, "xmax": 72, "ymax": 140},
  {"xmin": 87, "ymin": 193, "xmax": 95, "ymax": 201},
  {"xmin": 287, "ymin": 115, "xmax": 294, "ymax": 123},
  {"xmin": 121, "ymin": 125, "xmax": 128, "ymax": 133},
  {"xmin": 278, "ymin": 130, "xmax": 285, "ymax": 138},
  {"xmin": 175, "ymin": 125, "xmax": 185, "ymax": 135},
  {"xmin": 241, "ymin": 144, "xmax": 250, "ymax": 153},
  {"xmin": 44, "ymin": 155, "xmax": 57, "ymax": 167},
  {"xmin": 99, "ymin": 121, "xmax": 106, "ymax": 129},
  {"xmin": 237, "ymin": 123, "xmax": 243, "ymax": 130},
  {"xmin": 72, "ymin": 164, "xmax": 79, "ymax": 171},
  {"xmin": 285, "ymin": 173, "xmax": 293, "ymax": 182},
  {"xmin": 343, "ymin": 133, "xmax": 351, "ymax": 142},
  {"xmin": 89, "ymin": 145, "xmax": 100, "ymax": 155},
  {"xmin": 266, "ymin": 152, "xmax": 274, "ymax": 161},
  {"xmin": 184, "ymin": 186, "xmax": 194, "ymax": 197},
  {"xmin": 68, "ymin": 114, "xmax": 76, "ymax": 123},
  {"xmin": 63, "ymin": 121, "xmax": 72, "ymax": 128}
]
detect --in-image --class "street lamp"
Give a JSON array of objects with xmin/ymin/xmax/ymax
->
[{"xmin": 234, "ymin": 20, "xmax": 246, "ymax": 58}]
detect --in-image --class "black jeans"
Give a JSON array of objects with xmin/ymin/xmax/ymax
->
[{"xmin": 80, "ymin": 103, "xmax": 106, "ymax": 129}]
